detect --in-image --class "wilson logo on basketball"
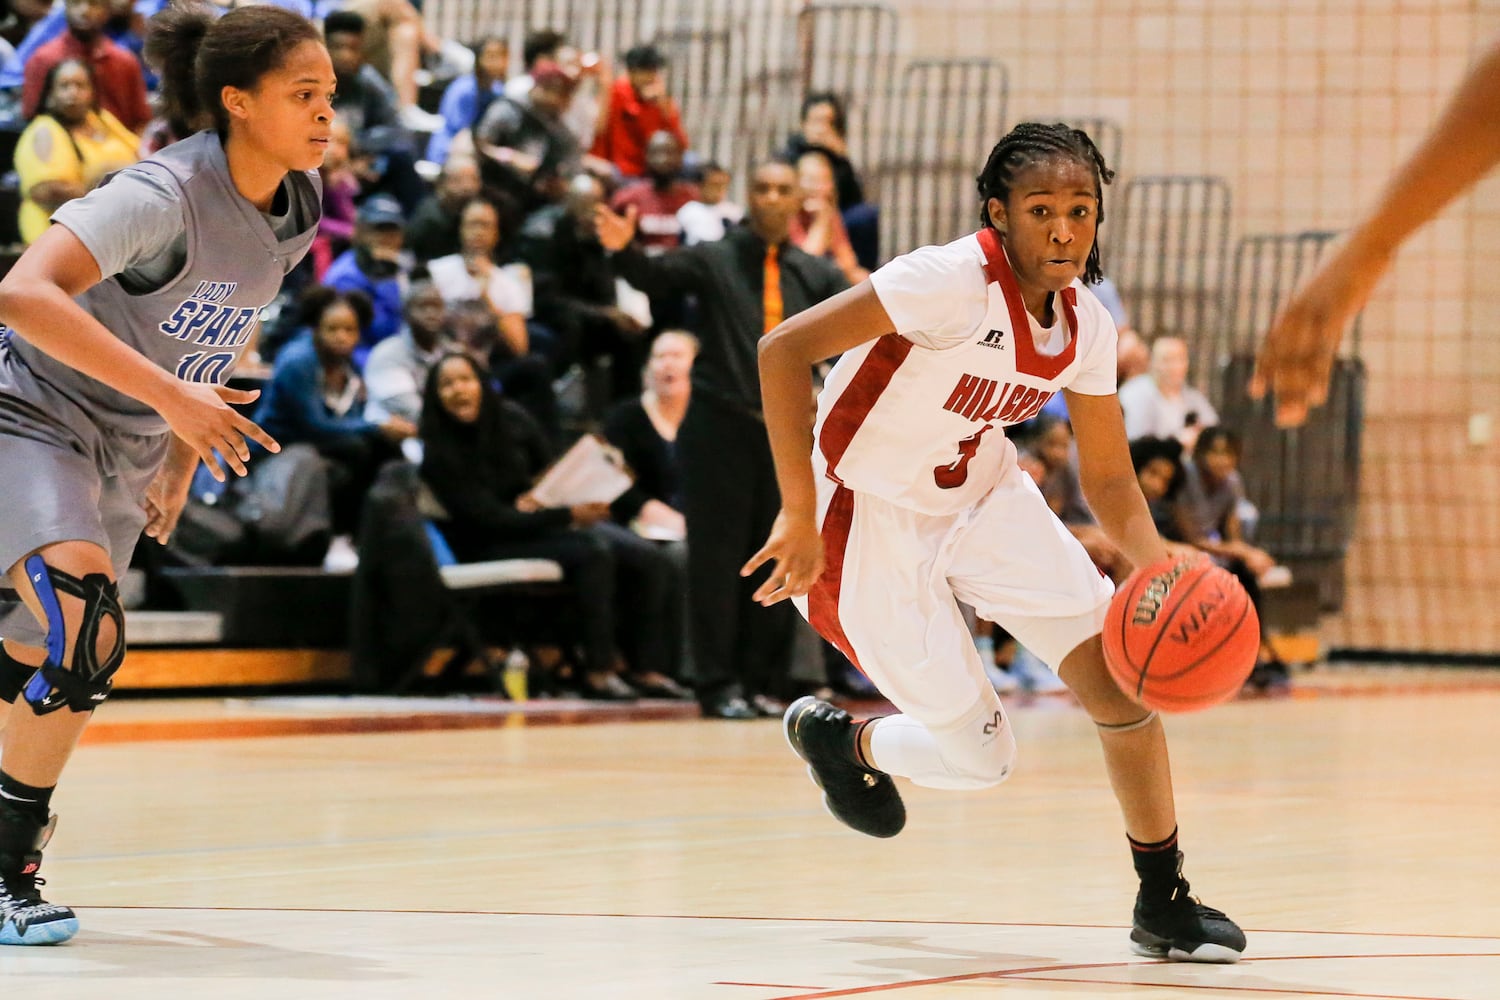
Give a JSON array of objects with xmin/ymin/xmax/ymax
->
[
  {"xmin": 1130, "ymin": 560, "xmax": 1194, "ymax": 627},
  {"xmin": 1168, "ymin": 587, "xmax": 1228, "ymax": 645}
]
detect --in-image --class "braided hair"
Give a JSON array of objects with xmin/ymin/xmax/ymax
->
[{"xmin": 976, "ymin": 122, "xmax": 1114, "ymax": 285}]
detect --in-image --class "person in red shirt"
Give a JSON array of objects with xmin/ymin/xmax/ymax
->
[
  {"xmin": 21, "ymin": 0, "xmax": 150, "ymax": 132},
  {"xmin": 609, "ymin": 130, "xmax": 699, "ymax": 255},
  {"xmin": 590, "ymin": 43, "xmax": 688, "ymax": 178}
]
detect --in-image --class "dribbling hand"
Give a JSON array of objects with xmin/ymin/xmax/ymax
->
[
  {"xmin": 742, "ymin": 510, "xmax": 825, "ymax": 606},
  {"xmin": 158, "ymin": 383, "xmax": 280, "ymax": 482}
]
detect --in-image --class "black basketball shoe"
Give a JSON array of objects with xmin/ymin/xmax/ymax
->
[
  {"xmin": 0, "ymin": 801, "xmax": 77, "ymax": 946},
  {"xmin": 1130, "ymin": 861, "xmax": 1245, "ymax": 963},
  {"xmin": 783, "ymin": 696, "xmax": 905, "ymax": 838}
]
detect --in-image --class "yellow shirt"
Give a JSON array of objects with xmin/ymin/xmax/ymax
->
[{"xmin": 14, "ymin": 109, "xmax": 139, "ymax": 244}]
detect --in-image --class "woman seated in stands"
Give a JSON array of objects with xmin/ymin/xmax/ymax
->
[
  {"xmin": 789, "ymin": 149, "xmax": 868, "ymax": 286},
  {"xmin": 426, "ymin": 196, "xmax": 542, "ymax": 363},
  {"xmin": 1142, "ymin": 428, "xmax": 1291, "ymax": 691},
  {"xmin": 420, "ymin": 351, "xmax": 686, "ymax": 699},
  {"xmin": 780, "ymin": 91, "xmax": 879, "ymax": 269},
  {"xmin": 254, "ymin": 286, "xmax": 417, "ymax": 540},
  {"xmin": 601, "ymin": 330, "xmax": 697, "ymax": 694},
  {"xmin": 14, "ymin": 58, "xmax": 138, "ymax": 245}
]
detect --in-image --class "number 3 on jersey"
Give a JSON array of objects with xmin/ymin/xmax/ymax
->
[
  {"xmin": 934, "ymin": 423, "xmax": 994, "ymax": 490},
  {"xmin": 176, "ymin": 350, "xmax": 235, "ymax": 384}
]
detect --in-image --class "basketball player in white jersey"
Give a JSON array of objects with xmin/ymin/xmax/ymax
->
[
  {"xmin": 0, "ymin": 2, "xmax": 330, "ymax": 944},
  {"xmin": 1256, "ymin": 36, "xmax": 1500, "ymax": 426},
  {"xmin": 746, "ymin": 123, "xmax": 1245, "ymax": 962}
]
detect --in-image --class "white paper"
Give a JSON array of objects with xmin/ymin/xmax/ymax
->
[{"xmin": 529, "ymin": 435, "xmax": 634, "ymax": 508}]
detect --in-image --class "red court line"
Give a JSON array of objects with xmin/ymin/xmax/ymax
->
[
  {"xmin": 996, "ymin": 976, "xmax": 1457, "ymax": 1000},
  {"xmin": 714, "ymin": 984, "xmax": 829, "ymax": 991},
  {"xmin": 79, "ymin": 703, "xmax": 699, "ymax": 744},
  {"xmin": 769, "ymin": 954, "xmax": 1497, "ymax": 1000}
]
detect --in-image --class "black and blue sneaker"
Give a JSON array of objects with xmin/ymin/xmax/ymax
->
[
  {"xmin": 783, "ymin": 696, "xmax": 905, "ymax": 839},
  {"xmin": 0, "ymin": 802, "xmax": 77, "ymax": 946}
]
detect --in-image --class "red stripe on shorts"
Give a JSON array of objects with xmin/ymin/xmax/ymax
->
[
  {"xmin": 807, "ymin": 484, "xmax": 863, "ymax": 674},
  {"xmin": 818, "ymin": 333, "xmax": 913, "ymax": 482}
]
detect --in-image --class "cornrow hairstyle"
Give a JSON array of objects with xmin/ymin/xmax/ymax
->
[{"xmin": 975, "ymin": 122, "xmax": 1115, "ymax": 285}]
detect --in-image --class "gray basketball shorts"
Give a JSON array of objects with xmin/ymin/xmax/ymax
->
[{"xmin": 0, "ymin": 415, "xmax": 163, "ymax": 648}]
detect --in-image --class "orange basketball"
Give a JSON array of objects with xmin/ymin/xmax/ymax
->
[{"xmin": 1102, "ymin": 556, "xmax": 1259, "ymax": 713}]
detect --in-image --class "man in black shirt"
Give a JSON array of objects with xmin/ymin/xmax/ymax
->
[
  {"xmin": 597, "ymin": 160, "xmax": 849, "ymax": 718},
  {"xmin": 522, "ymin": 173, "xmax": 645, "ymax": 387}
]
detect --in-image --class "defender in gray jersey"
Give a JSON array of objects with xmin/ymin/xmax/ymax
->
[{"xmin": 0, "ymin": 3, "xmax": 333, "ymax": 945}]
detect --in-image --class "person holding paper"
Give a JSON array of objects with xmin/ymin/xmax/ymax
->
[{"xmin": 419, "ymin": 351, "xmax": 681, "ymax": 699}]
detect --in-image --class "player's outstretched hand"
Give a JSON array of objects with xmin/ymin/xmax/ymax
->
[
  {"xmin": 1250, "ymin": 236, "xmax": 1390, "ymax": 427},
  {"xmin": 743, "ymin": 510, "xmax": 825, "ymax": 606},
  {"xmin": 158, "ymin": 383, "xmax": 280, "ymax": 482}
]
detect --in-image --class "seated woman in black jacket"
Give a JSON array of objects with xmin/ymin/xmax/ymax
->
[{"xmin": 419, "ymin": 351, "xmax": 683, "ymax": 699}]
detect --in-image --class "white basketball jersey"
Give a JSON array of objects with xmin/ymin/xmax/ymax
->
[{"xmin": 812, "ymin": 228, "xmax": 1118, "ymax": 515}]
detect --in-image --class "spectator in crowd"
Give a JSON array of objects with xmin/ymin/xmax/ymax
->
[
  {"xmin": 790, "ymin": 148, "xmax": 867, "ymax": 285},
  {"xmin": 364, "ymin": 278, "xmax": 456, "ymax": 426},
  {"xmin": 311, "ymin": 118, "xmax": 361, "ymax": 277},
  {"xmin": 505, "ymin": 27, "xmax": 563, "ymax": 97},
  {"xmin": 323, "ymin": 8, "xmax": 427, "ymax": 212},
  {"xmin": 474, "ymin": 58, "xmax": 581, "ymax": 214},
  {"xmin": 255, "ymin": 287, "xmax": 417, "ymax": 538},
  {"xmin": 1129, "ymin": 434, "xmax": 1189, "ymax": 544},
  {"xmin": 405, "ymin": 154, "xmax": 483, "ymax": 262},
  {"xmin": 601, "ymin": 329, "xmax": 699, "ymax": 696},
  {"xmin": 1169, "ymin": 426, "xmax": 1290, "ymax": 690},
  {"xmin": 522, "ymin": 172, "xmax": 645, "ymax": 396},
  {"xmin": 506, "ymin": 29, "xmax": 607, "ymax": 154},
  {"xmin": 325, "ymin": 9, "xmax": 398, "ymax": 136},
  {"xmin": 322, "ymin": 194, "xmax": 411, "ymax": 352},
  {"xmin": 1117, "ymin": 334, "xmax": 1218, "ymax": 447},
  {"xmin": 426, "ymin": 34, "xmax": 508, "ymax": 165},
  {"xmin": 595, "ymin": 159, "xmax": 848, "ymax": 719},
  {"xmin": 677, "ymin": 160, "xmax": 743, "ymax": 245},
  {"xmin": 780, "ymin": 91, "xmax": 878, "ymax": 269},
  {"xmin": 420, "ymin": 351, "xmax": 673, "ymax": 700},
  {"xmin": 427, "ymin": 196, "xmax": 536, "ymax": 364},
  {"xmin": 610, "ymin": 129, "xmax": 698, "ymax": 255},
  {"xmin": 13, "ymin": 57, "xmax": 137, "ymax": 244},
  {"xmin": 1116, "ymin": 326, "xmax": 1150, "ymax": 384},
  {"xmin": 338, "ymin": 0, "xmax": 445, "ymax": 131},
  {"xmin": 603, "ymin": 329, "xmax": 693, "ymax": 541},
  {"xmin": 0, "ymin": 0, "xmax": 63, "ymax": 99},
  {"xmin": 444, "ymin": 297, "xmax": 558, "ymax": 442},
  {"xmin": 591, "ymin": 43, "xmax": 687, "ymax": 179},
  {"xmin": 0, "ymin": 0, "xmax": 50, "ymax": 50},
  {"xmin": 21, "ymin": 0, "xmax": 149, "ymax": 131}
]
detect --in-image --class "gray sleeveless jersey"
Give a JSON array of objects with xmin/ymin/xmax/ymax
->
[{"xmin": 0, "ymin": 131, "xmax": 320, "ymax": 440}]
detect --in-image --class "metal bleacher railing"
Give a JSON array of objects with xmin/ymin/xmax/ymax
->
[{"xmin": 1212, "ymin": 231, "xmax": 1365, "ymax": 609}]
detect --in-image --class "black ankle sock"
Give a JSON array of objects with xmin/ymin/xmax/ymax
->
[
  {"xmin": 849, "ymin": 718, "xmax": 875, "ymax": 771},
  {"xmin": 0, "ymin": 770, "xmax": 54, "ymax": 825},
  {"xmin": 1129, "ymin": 827, "xmax": 1182, "ymax": 905}
]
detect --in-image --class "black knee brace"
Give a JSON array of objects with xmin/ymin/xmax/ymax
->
[
  {"xmin": 20, "ymin": 556, "xmax": 125, "ymax": 715},
  {"xmin": 0, "ymin": 642, "xmax": 34, "ymax": 704}
]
